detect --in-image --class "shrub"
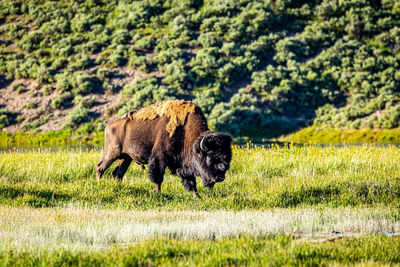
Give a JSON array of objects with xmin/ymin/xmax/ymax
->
[
  {"xmin": 64, "ymin": 104, "xmax": 90, "ymax": 129},
  {"xmin": 161, "ymin": 60, "xmax": 189, "ymax": 90},
  {"xmin": 55, "ymin": 74, "xmax": 72, "ymax": 92},
  {"xmin": 96, "ymin": 68, "xmax": 114, "ymax": 81},
  {"xmin": 190, "ymin": 47, "xmax": 220, "ymax": 81},
  {"xmin": 135, "ymin": 37, "xmax": 155, "ymax": 50},
  {"xmin": 73, "ymin": 95, "xmax": 96, "ymax": 109},
  {"xmin": 50, "ymin": 57, "xmax": 68, "ymax": 71},
  {"xmin": 109, "ymin": 51, "xmax": 126, "ymax": 66},
  {"xmin": 0, "ymin": 109, "xmax": 15, "ymax": 129},
  {"xmin": 73, "ymin": 73, "xmax": 95, "ymax": 96},
  {"xmin": 119, "ymin": 78, "xmax": 176, "ymax": 115},
  {"xmin": 23, "ymin": 102, "xmax": 36, "ymax": 109},
  {"xmin": 41, "ymin": 85, "xmax": 53, "ymax": 96},
  {"xmin": 50, "ymin": 94, "xmax": 71, "ymax": 110},
  {"xmin": 12, "ymin": 82, "xmax": 25, "ymax": 94},
  {"xmin": 72, "ymin": 54, "xmax": 92, "ymax": 70},
  {"xmin": 36, "ymin": 65, "xmax": 53, "ymax": 84},
  {"xmin": 198, "ymin": 32, "xmax": 220, "ymax": 48},
  {"xmin": 154, "ymin": 48, "xmax": 183, "ymax": 65},
  {"xmin": 128, "ymin": 55, "xmax": 153, "ymax": 72},
  {"xmin": 112, "ymin": 29, "xmax": 131, "ymax": 44},
  {"xmin": 18, "ymin": 31, "xmax": 43, "ymax": 52}
]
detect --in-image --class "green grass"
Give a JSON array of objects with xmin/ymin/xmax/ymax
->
[
  {"xmin": 281, "ymin": 126, "xmax": 400, "ymax": 144},
  {"xmin": 0, "ymin": 144, "xmax": 400, "ymax": 210},
  {"xmin": 1, "ymin": 235, "xmax": 400, "ymax": 266},
  {"xmin": 1, "ymin": 144, "xmax": 400, "ymax": 265}
]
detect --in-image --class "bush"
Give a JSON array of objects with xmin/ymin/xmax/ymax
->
[
  {"xmin": 71, "ymin": 54, "xmax": 92, "ymax": 70},
  {"xmin": 198, "ymin": 32, "xmax": 220, "ymax": 48},
  {"xmin": 161, "ymin": 60, "xmax": 190, "ymax": 90},
  {"xmin": 18, "ymin": 31, "xmax": 43, "ymax": 52},
  {"xmin": 41, "ymin": 85, "xmax": 53, "ymax": 96},
  {"xmin": 112, "ymin": 29, "xmax": 131, "ymax": 44},
  {"xmin": 55, "ymin": 73, "xmax": 72, "ymax": 92},
  {"xmin": 50, "ymin": 94, "xmax": 72, "ymax": 110},
  {"xmin": 73, "ymin": 73, "xmax": 95, "ymax": 95},
  {"xmin": 50, "ymin": 58, "xmax": 68, "ymax": 71},
  {"xmin": 23, "ymin": 102, "xmax": 36, "ymax": 109},
  {"xmin": 119, "ymin": 78, "xmax": 176, "ymax": 115},
  {"xmin": 0, "ymin": 109, "xmax": 15, "ymax": 129},
  {"xmin": 12, "ymin": 82, "xmax": 25, "ymax": 94},
  {"xmin": 64, "ymin": 104, "xmax": 90, "ymax": 129},
  {"xmin": 73, "ymin": 95, "xmax": 96, "ymax": 109},
  {"xmin": 135, "ymin": 37, "xmax": 155, "ymax": 50},
  {"xmin": 96, "ymin": 68, "xmax": 114, "ymax": 81},
  {"xmin": 128, "ymin": 55, "xmax": 153, "ymax": 72}
]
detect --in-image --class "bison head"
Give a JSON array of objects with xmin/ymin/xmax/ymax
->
[{"xmin": 192, "ymin": 131, "xmax": 232, "ymax": 188}]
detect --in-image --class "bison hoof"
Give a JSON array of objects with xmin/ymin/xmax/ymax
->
[
  {"xmin": 155, "ymin": 184, "xmax": 161, "ymax": 192},
  {"xmin": 192, "ymin": 191, "xmax": 201, "ymax": 199}
]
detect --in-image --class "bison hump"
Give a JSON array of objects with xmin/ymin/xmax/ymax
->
[{"xmin": 132, "ymin": 100, "xmax": 196, "ymax": 137}]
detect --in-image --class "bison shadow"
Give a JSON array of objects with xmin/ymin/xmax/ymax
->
[{"xmin": 0, "ymin": 185, "xmax": 72, "ymax": 208}]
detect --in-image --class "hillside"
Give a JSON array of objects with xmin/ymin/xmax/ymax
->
[{"xmin": 0, "ymin": 0, "xmax": 399, "ymax": 138}]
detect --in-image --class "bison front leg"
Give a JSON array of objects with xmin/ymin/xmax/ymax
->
[
  {"xmin": 182, "ymin": 178, "xmax": 200, "ymax": 198},
  {"xmin": 177, "ymin": 169, "xmax": 200, "ymax": 198},
  {"xmin": 148, "ymin": 156, "xmax": 166, "ymax": 192}
]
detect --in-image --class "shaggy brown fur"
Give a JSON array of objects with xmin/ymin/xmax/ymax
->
[{"xmin": 132, "ymin": 100, "xmax": 196, "ymax": 137}]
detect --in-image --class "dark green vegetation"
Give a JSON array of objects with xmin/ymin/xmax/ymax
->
[
  {"xmin": 1, "ymin": 0, "xmax": 400, "ymax": 137},
  {"xmin": 1, "ymin": 235, "xmax": 400, "ymax": 266}
]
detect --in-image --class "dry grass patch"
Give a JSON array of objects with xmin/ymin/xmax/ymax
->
[{"xmin": 0, "ymin": 207, "xmax": 399, "ymax": 251}]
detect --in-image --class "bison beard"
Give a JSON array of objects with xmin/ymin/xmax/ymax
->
[{"xmin": 96, "ymin": 100, "xmax": 232, "ymax": 198}]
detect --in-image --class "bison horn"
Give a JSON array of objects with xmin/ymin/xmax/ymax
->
[{"xmin": 200, "ymin": 136, "xmax": 208, "ymax": 152}]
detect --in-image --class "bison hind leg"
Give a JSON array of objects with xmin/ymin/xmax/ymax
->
[{"xmin": 112, "ymin": 156, "xmax": 132, "ymax": 181}]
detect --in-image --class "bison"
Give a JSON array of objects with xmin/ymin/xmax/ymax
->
[{"xmin": 96, "ymin": 100, "xmax": 232, "ymax": 197}]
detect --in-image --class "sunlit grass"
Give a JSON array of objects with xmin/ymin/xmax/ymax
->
[
  {"xmin": 281, "ymin": 126, "xmax": 400, "ymax": 144},
  {"xmin": 1, "ymin": 234, "xmax": 400, "ymax": 266},
  {"xmin": 0, "ymin": 144, "xmax": 399, "ymax": 209},
  {"xmin": 1, "ymin": 144, "xmax": 400, "ymax": 265}
]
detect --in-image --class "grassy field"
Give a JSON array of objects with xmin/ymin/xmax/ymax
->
[{"xmin": 1, "ymin": 143, "xmax": 400, "ymax": 265}]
